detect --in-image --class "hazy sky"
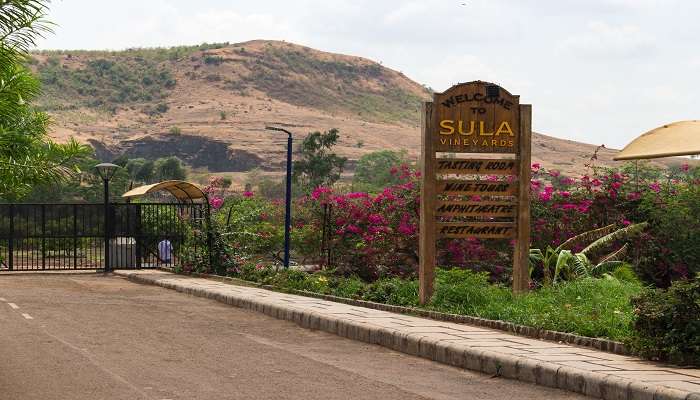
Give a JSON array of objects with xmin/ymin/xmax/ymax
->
[{"xmin": 37, "ymin": 0, "xmax": 700, "ymax": 148}]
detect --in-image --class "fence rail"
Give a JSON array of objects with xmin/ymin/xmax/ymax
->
[{"xmin": 0, "ymin": 203, "xmax": 208, "ymax": 271}]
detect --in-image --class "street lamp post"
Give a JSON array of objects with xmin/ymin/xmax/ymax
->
[
  {"xmin": 95, "ymin": 163, "xmax": 119, "ymax": 272},
  {"xmin": 265, "ymin": 126, "xmax": 293, "ymax": 269}
]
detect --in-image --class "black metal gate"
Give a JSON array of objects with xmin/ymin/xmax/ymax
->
[{"xmin": 0, "ymin": 203, "xmax": 207, "ymax": 271}]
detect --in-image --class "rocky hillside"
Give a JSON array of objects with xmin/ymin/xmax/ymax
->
[{"xmin": 31, "ymin": 40, "xmax": 682, "ymax": 181}]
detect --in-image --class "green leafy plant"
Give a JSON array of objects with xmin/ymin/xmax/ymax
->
[
  {"xmin": 529, "ymin": 222, "xmax": 648, "ymax": 285},
  {"xmin": 0, "ymin": 0, "xmax": 90, "ymax": 200},
  {"xmin": 629, "ymin": 276, "xmax": 699, "ymax": 365}
]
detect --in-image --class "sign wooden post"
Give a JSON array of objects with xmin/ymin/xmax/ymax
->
[
  {"xmin": 512, "ymin": 105, "xmax": 532, "ymax": 293},
  {"xmin": 419, "ymin": 81, "xmax": 532, "ymax": 303},
  {"xmin": 419, "ymin": 102, "xmax": 436, "ymax": 305}
]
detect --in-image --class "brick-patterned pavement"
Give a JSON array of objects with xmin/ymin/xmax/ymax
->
[{"xmin": 116, "ymin": 270, "xmax": 700, "ymax": 400}]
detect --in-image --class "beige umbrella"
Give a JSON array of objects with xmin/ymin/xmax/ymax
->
[
  {"xmin": 614, "ymin": 120, "xmax": 700, "ymax": 160},
  {"xmin": 122, "ymin": 180, "xmax": 207, "ymax": 203}
]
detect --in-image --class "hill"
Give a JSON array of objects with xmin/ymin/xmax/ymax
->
[{"xmin": 31, "ymin": 40, "xmax": 683, "ymax": 183}]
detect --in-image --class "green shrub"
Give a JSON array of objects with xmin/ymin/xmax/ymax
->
[
  {"xmin": 364, "ymin": 278, "xmax": 418, "ymax": 307},
  {"xmin": 37, "ymin": 56, "xmax": 177, "ymax": 111},
  {"xmin": 328, "ymin": 276, "xmax": 367, "ymax": 299},
  {"xmin": 629, "ymin": 277, "xmax": 699, "ymax": 365},
  {"xmin": 203, "ymin": 55, "xmax": 224, "ymax": 65},
  {"xmin": 430, "ymin": 269, "xmax": 511, "ymax": 315}
]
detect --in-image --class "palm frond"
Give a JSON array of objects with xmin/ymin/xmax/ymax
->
[
  {"xmin": 598, "ymin": 243, "xmax": 629, "ymax": 264},
  {"xmin": 556, "ymin": 224, "xmax": 617, "ymax": 252},
  {"xmin": 580, "ymin": 222, "xmax": 648, "ymax": 258},
  {"xmin": 591, "ymin": 261, "xmax": 627, "ymax": 277},
  {"xmin": 0, "ymin": 1, "xmax": 53, "ymax": 56}
]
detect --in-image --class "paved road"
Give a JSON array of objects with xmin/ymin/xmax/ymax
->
[{"xmin": 0, "ymin": 274, "xmax": 586, "ymax": 400}]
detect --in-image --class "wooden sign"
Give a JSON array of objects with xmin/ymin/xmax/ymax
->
[
  {"xmin": 436, "ymin": 158, "xmax": 517, "ymax": 175},
  {"xmin": 419, "ymin": 81, "xmax": 532, "ymax": 304},
  {"xmin": 433, "ymin": 82, "xmax": 520, "ymax": 153},
  {"xmin": 436, "ymin": 201, "xmax": 516, "ymax": 217},
  {"xmin": 438, "ymin": 222, "xmax": 515, "ymax": 239},
  {"xmin": 437, "ymin": 180, "xmax": 517, "ymax": 196}
]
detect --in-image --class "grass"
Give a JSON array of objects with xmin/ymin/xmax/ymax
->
[
  {"xmin": 234, "ymin": 266, "xmax": 644, "ymax": 342},
  {"xmin": 32, "ymin": 41, "xmax": 429, "ymax": 125},
  {"xmin": 36, "ymin": 56, "xmax": 177, "ymax": 112}
]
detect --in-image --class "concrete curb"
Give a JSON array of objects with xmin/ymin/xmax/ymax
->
[
  {"xmin": 116, "ymin": 270, "xmax": 696, "ymax": 400},
  {"xmin": 158, "ymin": 267, "xmax": 629, "ymax": 355}
]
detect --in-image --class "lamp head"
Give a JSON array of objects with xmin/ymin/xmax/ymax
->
[{"xmin": 95, "ymin": 162, "xmax": 119, "ymax": 181}]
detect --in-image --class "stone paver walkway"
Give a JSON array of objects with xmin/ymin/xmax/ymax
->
[{"xmin": 115, "ymin": 270, "xmax": 700, "ymax": 400}]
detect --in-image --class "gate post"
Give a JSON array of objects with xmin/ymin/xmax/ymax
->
[
  {"xmin": 73, "ymin": 204, "xmax": 78, "ymax": 269},
  {"xmin": 103, "ymin": 179, "xmax": 110, "ymax": 272},
  {"xmin": 8, "ymin": 204, "xmax": 14, "ymax": 271},
  {"xmin": 41, "ymin": 204, "xmax": 46, "ymax": 270},
  {"xmin": 135, "ymin": 205, "xmax": 142, "ymax": 269}
]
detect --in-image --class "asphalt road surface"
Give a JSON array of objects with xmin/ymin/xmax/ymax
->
[{"xmin": 0, "ymin": 274, "xmax": 586, "ymax": 400}]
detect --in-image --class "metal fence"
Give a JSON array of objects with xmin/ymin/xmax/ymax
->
[{"xmin": 0, "ymin": 203, "xmax": 207, "ymax": 271}]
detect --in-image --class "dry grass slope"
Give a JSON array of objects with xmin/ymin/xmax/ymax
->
[{"xmin": 31, "ymin": 40, "xmax": 686, "ymax": 183}]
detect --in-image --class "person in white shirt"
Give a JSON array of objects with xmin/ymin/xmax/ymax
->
[{"xmin": 158, "ymin": 239, "xmax": 172, "ymax": 264}]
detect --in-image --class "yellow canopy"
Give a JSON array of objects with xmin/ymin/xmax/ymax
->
[
  {"xmin": 614, "ymin": 120, "xmax": 700, "ymax": 161},
  {"xmin": 122, "ymin": 180, "xmax": 207, "ymax": 203}
]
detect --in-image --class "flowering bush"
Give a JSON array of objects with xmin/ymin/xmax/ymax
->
[
  {"xmin": 303, "ymin": 164, "xmax": 420, "ymax": 280},
  {"xmin": 531, "ymin": 161, "xmax": 700, "ymax": 286},
  {"xmin": 202, "ymin": 158, "xmax": 699, "ymax": 288}
]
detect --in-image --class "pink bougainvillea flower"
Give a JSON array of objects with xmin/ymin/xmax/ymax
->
[
  {"xmin": 346, "ymin": 225, "xmax": 361, "ymax": 234},
  {"xmin": 560, "ymin": 177, "xmax": 575, "ymax": 186},
  {"xmin": 591, "ymin": 179, "xmax": 602, "ymax": 187},
  {"xmin": 311, "ymin": 186, "xmax": 332, "ymax": 200},
  {"xmin": 681, "ymin": 163, "xmax": 690, "ymax": 172},
  {"xmin": 649, "ymin": 182, "xmax": 661, "ymax": 193},
  {"xmin": 538, "ymin": 191, "xmax": 552, "ymax": 202},
  {"xmin": 209, "ymin": 196, "xmax": 224, "ymax": 209},
  {"xmin": 531, "ymin": 163, "xmax": 541, "ymax": 172},
  {"xmin": 549, "ymin": 170, "xmax": 561, "ymax": 177},
  {"xmin": 398, "ymin": 222, "xmax": 416, "ymax": 235},
  {"xmin": 243, "ymin": 191, "xmax": 254, "ymax": 198},
  {"xmin": 347, "ymin": 192, "xmax": 369, "ymax": 199},
  {"xmin": 368, "ymin": 214, "xmax": 386, "ymax": 225},
  {"xmin": 559, "ymin": 191, "xmax": 571, "ymax": 198},
  {"xmin": 611, "ymin": 181, "xmax": 622, "ymax": 190}
]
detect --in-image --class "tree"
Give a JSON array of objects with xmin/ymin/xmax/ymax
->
[
  {"xmin": 125, "ymin": 158, "xmax": 155, "ymax": 183},
  {"xmin": 154, "ymin": 156, "xmax": 186, "ymax": 181},
  {"xmin": 353, "ymin": 150, "xmax": 408, "ymax": 191},
  {"xmin": 0, "ymin": 0, "xmax": 89, "ymax": 200},
  {"xmin": 293, "ymin": 128, "xmax": 346, "ymax": 190}
]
